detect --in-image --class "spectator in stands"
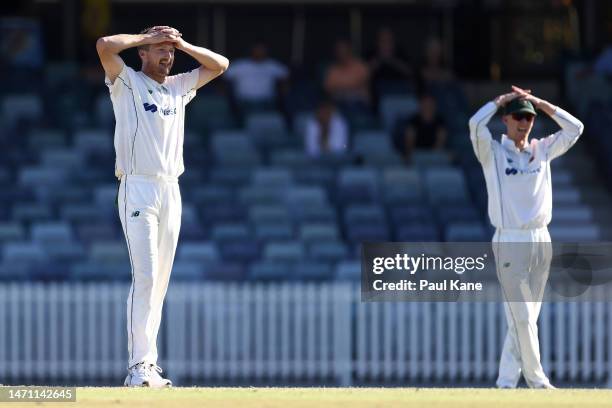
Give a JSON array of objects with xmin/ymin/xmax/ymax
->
[
  {"xmin": 396, "ymin": 92, "xmax": 447, "ymax": 162},
  {"xmin": 224, "ymin": 42, "xmax": 289, "ymax": 103},
  {"xmin": 304, "ymin": 98, "xmax": 349, "ymax": 157},
  {"xmin": 419, "ymin": 37, "xmax": 453, "ymax": 87},
  {"xmin": 368, "ymin": 27, "xmax": 413, "ymax": 86},
  {"xmin": 324, "ymin": 40, "xmax": 370, "ymax": 112}
]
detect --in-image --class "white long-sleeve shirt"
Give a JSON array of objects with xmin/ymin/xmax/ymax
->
[{"xmin": 469, "ymin": 101, "xmax": 584, "ymax": 230}]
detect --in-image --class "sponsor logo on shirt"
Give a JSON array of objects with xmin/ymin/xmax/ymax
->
[
  {"xmin": 505, "ymin": 166, "xmax": 541, "ymax": 176},
  {"xmin": 143, "ymin": 103, "xmax": 176, "ymax": 116}
]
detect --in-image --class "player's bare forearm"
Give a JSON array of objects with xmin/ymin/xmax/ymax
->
[
  {"xmin": 177, "ymin": 41, "xmax": 229, "ymax": 72},
  {"xmin": 176, "ymin": 39, "xmax": 229, "ymax": 88},
  {"xmin": 511, "ymin": 85, "xmax": 556, "ymax": 116},
  {"xmin": 96, "ymin": 34, "xmax": 148, "ymax": 55}
]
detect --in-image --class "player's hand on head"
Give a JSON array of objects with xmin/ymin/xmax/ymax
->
[{"xmin": 494, "ymin": 91, "xmax": 520, "ymax": 108}]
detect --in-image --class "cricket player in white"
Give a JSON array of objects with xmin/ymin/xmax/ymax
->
[
  {"xmin": 469, "ymin": 85, "xmax": 583, "ymax": 389},
  {"xmin": 96, "ymin": 26, "xmax": 229, "ymax": 387}
]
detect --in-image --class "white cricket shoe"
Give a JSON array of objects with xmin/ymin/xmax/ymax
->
[{"xmin": 124, "ymin": 363, "xmax": 172, "ymax": 388}]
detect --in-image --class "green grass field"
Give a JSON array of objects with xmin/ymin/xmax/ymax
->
[{"xmin": 9, "ymin": 387, "xmax": 612, "ymax": 408}]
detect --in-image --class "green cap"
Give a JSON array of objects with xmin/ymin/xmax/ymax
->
[{"xmin": 504, "ymin": 98, "xmax": 537, "ymax": 116}]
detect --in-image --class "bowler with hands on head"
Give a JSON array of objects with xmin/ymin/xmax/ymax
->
[
  {"xmin": 469, "ymin": 85, "xmax": 584, "ymax": 389},
  {"xmin": 96, "ymin": 25, "xmax": 229, "ymax": 387}
]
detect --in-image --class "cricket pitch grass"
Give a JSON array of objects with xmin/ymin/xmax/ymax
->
[{"xmin": 10, "ymin": 387, "xmax": 612, "ymax": 408}]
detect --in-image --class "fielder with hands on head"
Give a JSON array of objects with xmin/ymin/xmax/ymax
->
[
  {"xmin": 469, "ymin": 85, "xmax": 583, "ymax": 389},
  {"xmin": 96, "ymin": 26, "xmax": 229, "ymax": 387}
]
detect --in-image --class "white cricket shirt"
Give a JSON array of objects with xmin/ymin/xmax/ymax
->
[
  {"xmin": 469, "ymin": 101, "xmax": 584, "ymax": 230},
  {"xmin": 105, "ymin": 64, "xmax": 199, "ymax": 179}
]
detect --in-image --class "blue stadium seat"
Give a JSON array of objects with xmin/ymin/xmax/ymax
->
[
  {"xmin": 202, "ymin": 262, "xmax": 246, "ymax": 281},
  {"xmin": 219, "ymin": 240, "xmax": 260, "ymax": 262},
  {"xmin": 249, "ymin": 205, "xmax": 290, "ymax": 224},
  {"xmin": 424, "ymin": 168, "xmax": 470, "ymax": 204},
  {"xmin": 412, "ymin": 150, "xmax": 453, "ymax": 168},
  {"xmin": 76, "ymin": 223, "xmax": 118, "ymax": 243},
  {"xmin": 435, "ymin": 205, "xmax": 481, "ymax": 225},
  {"xmin": 292, "ymin": 204, "xmax": 337, "ymax": 223},
  {"xmin": 90, "ymin": 241, "xmax": 129, "ymax": 264},
  {"xmin": 1, "ymin": 94, "xmax": 43, "ymax": 125},
  {"xmin": 345, "ymin": 224, "xmax": 390, "ymax": 243},
  {"xmin": 264, "ymin": 242, "xmax": 304, "ymax": 262},
  {"xmin": 309, "ymin": 241, "xmax": 349, "ymax": 262},
  {"xmin": 444, "ymin": 222, "xmax": 488, "ymax": 242},
  {"xmin": 389, "ymin": 205, "xmax": 433, "ymax": 225},
  {"xmin": 19, "ymin": 167, "xmax": 67, "ymax": 187},
  {"xmin": 254, "ymin": 223, "xmax": 294, "ymax": 241},
  {"xmin": 190, "ymin": 185, "xmax": 234, "ymax": 205},
  {"xmin": 380, "ymin": 95, "xmax": 419, "ymax": 131},
  {"xmin": 382, "ymin": 168, "xmax": 424, "ymax": 203},
  {"xmin": 252, "ymin": 168, "xmax": 293, "ymax": 187},
  {"xmin": 3, "ymin": 242, "xmax": 47, "ymax": 264},
  {"xmin": 211, "ymin": 224, "xmax": 250, "ymax": 242},
  {"xmin": 171, "ymin": 262, "xmax": 204, "ymax": 281},
  {"xmin": 270, "ymin": 149, "xmax": 311, "ymax": 169},
  {"xmin": 40, "ymin": 149, "xmax": 84, "ymax": 170},
  {"xmin": 31, "ymin": 222, "xmax": 73, "ymax": 244},
  {"xmin": 239, "ymin": 186, "xmax": 285, "ymax": 205},
  {"xmin": 299, "ymin": 223, "xmax": 339, "ymax": 243},
  {"xmin": 344, "ymin": 204, "xmax": 386, "ymax": 225},
  {"xmin": 294, "ymin": 262, "xmax": 333, "ymax": 281},
  {"xmin": 337, "ymin": 167, "xmax": 379, "ymax": 202},
  {"xmin": 395, "ymin": 224, "xmax": 439, "ymax": 242},
  {"xmin": 12, "ymin": 203, "xmax": 53, "ymax": 223},
  {"xmin": 177, "ymin": 242, "xmax": 219, "ymax": 263},
  {"xmin": 74, "ymin": 129, "xmax": 113, "ymax": 154},
  {"xmin": 286, "ymin": 186, "xmax": 328, "ymax": 207},
  {"xmin": 248, "ymin": 261, "xmax": 293, "ymax": 281},
  {"xmin": 0, "ymin": 222, "xmax": 26, "ymax": 242},
  {"xmin": 335, "ymin": 261, "xmax": 361, "ymax": 281},
  {"xmin": 27, "ymin": 129, "xmax": 67, "ymax": 151},
  {"xmin": 70, "ymin": 261, "xmax": 127, "ymax": 281},
  {"xmin": 209, "ymin": 167, "xmax": 252, "ymax": 186}
]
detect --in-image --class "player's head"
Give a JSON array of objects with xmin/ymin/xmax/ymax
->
[
  {"xmin": 502, "ymin": 98, "xmax": 537, "ymax": 142},
  {"xmin": 137, "ymin": 27, "xmax": 175, "ymax": 78}
]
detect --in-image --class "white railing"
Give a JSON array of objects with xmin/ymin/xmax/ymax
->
[{"xmin": 0, "ymin": 283, "xmax": 610, "ymax": 386}]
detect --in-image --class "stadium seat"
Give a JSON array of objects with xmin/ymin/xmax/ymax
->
[
  {"xmin": 1, "ymin": 94, "xmax": 43, "ymax": 124},
  {"xmin": 395, "ymin": 224, "xmax": 440, "ymax": 242},
  {"xmin": 0, "ymin": 222, "xmax": 26, "ymax": 242},
  {"xmin": 444, "ymin": 222, "xmax": 488, "ymax": 242},
  {"xmin": 424, "ymin": 168, "xmax": 470, "ymax": 204},
  {"xmin": 252, "ymin": 168, "xmax": 293, "ymax": 187},
  {"xmin": 31, "ymin": 222, "xmax": 73, "ymax": 244},
  {"xmin": 335, "ymin": 261, "xmax": 361, "ymax": 281},
  {"xmin": 74, "ymin": 129, "xmax": 113, "ymax": 154},
  {"xmin": 249, "ymin": 261, "xmax": 293, "ymax": 281},
  {"xmin": 299, "ymin": 223, "xmax": 339, "ymax": 243},
  {"xmin": 254, "ymin": 223, "xmax": 294, "ymax": 241},
  {"xmin": 264, "ymin": 242, "xmax": 304, "ymax": 262},
  {"xmin": 309, "ymin": 241, "xmax": 349, "ymax": 262},
  {"xmin": 294, "ymin": 262, "xmax": 333, "ymax": 281},
  {"xmin": 344, "ymin": 204, "xmax": 386, "ymax": 226},
  {"xmin": 285, "ymin": 186, "xmax": 328, "ymax": 207},
  {"xmin": 3, "ymin": 242, "xmax": 47, "ymax": 264},
  {"xmin": 380, "ymin": 95, "xmax": 419, "ymax": 131},
  {"xmin": 337, "ymin": 167, "xmax": 379, "ymax": 202},
  {"xmin": 249, "ymin": 205, "xmax": 290, "ymax": 224},
  {"xmin": 177, "ymin": 242, "xmax": 219, "ymax": 263},
  {"xmin": 171, "ymin": 262, "xmax": 204, "ymax": 281},
  {"xmin": 12, "ymin": 203, "xmax": 53, "ymax": 223},
  {"xmin": 90, "ymin": 241, "xmax": 129, "ymax": 264},
  {"xmin": 211, "ymin": 224, "xmax": 251, "ymax": 242}
]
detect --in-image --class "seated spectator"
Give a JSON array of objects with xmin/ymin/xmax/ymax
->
[
  {"xmin": 324, "ymin": 40, "xmax": 370, "ymax": 111},
  {"xmin": 368, "ymin": 27, "xmax": 414, "ymax": 110},
  {"xmin": 419, "ymin": 37, "xmax": 453, "ymax": 87},
  {"xmin": 224, "ymin": 42, "xmax": 289, "ymax": 103},
  {"xmin": 396, "ymin": 93, "xmax": 447, "ymax": 161},
  {"xmin": 304, "ymin": 98, "xmax": 349, "ymax": 157},
  {"xmin": 369, "ymin": 27, "xmax": 413, "ymax": 84}
]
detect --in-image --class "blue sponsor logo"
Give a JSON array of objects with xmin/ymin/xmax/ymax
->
[
  {"xmin": 143, "ymin": 103, "xmax": 176, "ymax": 116},
  {"xmin": 143, "ymin": 103, "xmax": 157, "ymax": 113},
  {"xmin": 505, "ymin": 166, "xmax": 541, "ymax": 176}
]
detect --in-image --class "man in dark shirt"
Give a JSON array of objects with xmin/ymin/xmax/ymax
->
[{"xmin": 397, "ymin": 93, "xmax": 447, "ymax": 161}]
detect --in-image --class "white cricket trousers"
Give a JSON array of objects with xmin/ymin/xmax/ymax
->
[
  {"xmin": 118, "ymin": 174, "xmax": 182, "ymax": 368},
  {"xmin": 492, "ymin": 226, "xmax": 552, "ymax": 388}
]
